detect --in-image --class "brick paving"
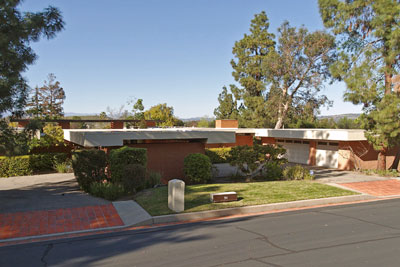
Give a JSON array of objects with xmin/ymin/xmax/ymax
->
[
  {"xmin": 0, "ymin": 204, "xmax": 123, "ymax": 240},
  {"xmin": 339, "ymin": 179, "xmax": 400, "ymax": 197}
]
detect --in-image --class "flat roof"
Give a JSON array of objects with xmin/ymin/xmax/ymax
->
[
  {"xmin": 252, "ymin": 128, "xmax": 367, "ymax": 141},
  {"xmin": 64, "ymin": 128, "xmax": 236, "ymax": 147}
]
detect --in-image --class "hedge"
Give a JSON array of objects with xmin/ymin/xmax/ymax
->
[
  {"xmin": 205, "ymin": 147, "xmax": 232, "ymax": 164},
  {"xmin": 72, "ymin": 150, "xmax": 107, "ymax": 192},
  {"xmin": 184, "ymin": 153, "xmax": 212, "ymax": 184},
  {"xmin": 0, "ymin": 153, "xmax": 69, "ymax": 178},
  {"xmin": 109, "ymin": 146, "xmax": 147, "ymax": 183}
]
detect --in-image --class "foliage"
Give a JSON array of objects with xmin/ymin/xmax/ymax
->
[
  {"xmin": 282, "ymin": 165, "xmax": 314, "ymax": 180},
  {"xmin": 29, "ymin": 124, "xmax": 65, "ymax": 150},
  {"xmin": 214, "ymin": 86, "xmax": 239, "ymax": 120},
  {"xmin": 0, "ymin": 1, "xmax": 64, "ymax": 116},
  {"xmin": 145, "ymin": 171, "xmax": 162, "ymax": 189},
  {"xmin": 72, "ymin": 150, "xmax": 107, "ymax": 192},
  {"xmin": 183, "ymin": 153, "xmax": 212, "ymax": 184},
  {"xmin": 205, "ymin": 147, "xmax": 232, "ymax": 164},
  {"xmin": 261, "ymin": 161, "xmax": 284, "ymax": 180},
  {"xmin": 121, "ymin": 164, "xmax": 147, "ymax": 193},
  {"xmin": 336, "ymin": 117, "xmax": 361, "ymax": 129},
  {"xmin": 228, "ymin": 144, "xmax": 286, "ymax": 179},
  {"xmin": 361, "ymin": 168, "xmax": 399, "ymax": 177},
  {"xmin": 144, "ymin": 103, "xmax": 181, "ymax": 127},
  {"xmin": 0, "ymin": 156, "xmax": 32, "ymax": 177},
  {"xmin": 197, "ymin": 117, "xmax": 214, "ymax": 128},
  {"xmin": 0, "ymin": 120, "xmax": 29, "ymax": 156},
  {"xmin": 89, "ymin": 182, "xmax": 125, "ymax": 201},
  {"xmin": 54, "ymin": 160, "xmax": 72, "ymax": 173},
  {"xmin": 215, "ymin": 12, "xmax": 335, "ymax": 129},
  {"xmin": 319, "ymin": 0, "xmax": 400, "ymax": 169},
  {"xmin": 109, "ymin": 146, "xmax": 147, "ymax": 183},
  {"xmin": 29, "ymin": 152, "xmax": 68, "ymax": 172}
]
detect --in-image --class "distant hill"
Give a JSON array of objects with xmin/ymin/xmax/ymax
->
[{"xmin": 318, "ymin": 113, "xmax": 360, "ymax": 122}]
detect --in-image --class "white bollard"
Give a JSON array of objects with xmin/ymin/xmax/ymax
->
[{"xmin": 168, "ymin": 179, "xmax": 185, "ymax": 212}]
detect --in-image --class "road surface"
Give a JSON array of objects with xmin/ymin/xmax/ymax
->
[{"xmin": 2, "ymin": 198, "xmax": 400, "ymax": 266}]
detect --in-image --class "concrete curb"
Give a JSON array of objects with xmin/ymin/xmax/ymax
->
[{"xmin": 150, "ymin": 194, "xmax": 376, "ymax": 225}]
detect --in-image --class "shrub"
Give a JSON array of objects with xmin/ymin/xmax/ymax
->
[
  {"xmin": 145, "ymin": 171, "xmax": 162, "ymax": 189},
  {"xmin": 0, "ymin": 156, "xmax": 32, "ymax": 177},
  {"xmin": 283, "ymin": 165, "xmax": 314, "ymax": 180},
  {"xmin": 261, "ymin": 161, "xmax": 284, "ymax": 180},
  {"xmin": 184, "ymin": 153, "xmax": 212, "ymax": 184},
  {"xmin": 72, "ymin": 150, "xmax": 107, "ymax": 192},
  {"xmin": 121, "ymin": 164, "xmax": 147, "ymax": 193},
  {"xmin": 54, "ymin": 160, "xmax": 72, "ymax": 173},
  {"xmin": 89, "ymin": 182, "xmax": 125, "ymax": 201},
  {"xmin": 29, "ymin": 153, "xmax": 69, "ymax": 172},
  {"xmin": 109, "ymin": 146, "xmax": 147, "ymax": 183},
  {"xmin": 229, "ymin": 144, "xmax": 287, "ymax": 179},
  {"xmin": 205, "ymin": 147, "xmax": 231, "ymax": 164}
]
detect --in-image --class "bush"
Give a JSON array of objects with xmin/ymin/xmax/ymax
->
[
  {"xmin": 72, "ymin": 150, "xmax": 107, "ymax": 192},
  {"xmin": 29, "ymin": 153, "xmax": 68, "ymax": 172},
  {"xmin": 184, "ymin": 153, "xmax": 212, "ymax": 184},
  {"xmin": 54, "ymin": 160, "xmax": 72, "ymax": 173},
  {"xmin": 283, "ymin": 165, "xmax": 314, "ymax": 180},
  {"xmin": 261, "ymin": 161, "xmax": 284, "ymax": 180},
  {"xmin": 109, "ymin": 146, "xmax": 147, "ymax": 183},
  {"xmin": 205, "ymin": 147, "xmax": 231, "ymax": 164},
  {"xmin": 89, "ymin": 182, "xmax": 125, "ymax": 201},
  {"xmin": 0, "ymin": 156, "xmax": 33, "ymax": 177},
  {"xmin": 145, "ymin": 171, "xmax": 162, "ymax": 189},
  {"xmin": 121, "ymin": 164, "xmax": 147, "ymax": 193}
]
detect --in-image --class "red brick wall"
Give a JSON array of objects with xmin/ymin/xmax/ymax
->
[
  {"xmin": 308, "ymin": 141, "xmax": 316, "ymax": 166},
  {"xmin": 261, "ymin": 137, "xmax": 276, "ymax": 145},
  {"xmin": 113, "ymin": 142, "xmax": 206, "ymax": 183}
]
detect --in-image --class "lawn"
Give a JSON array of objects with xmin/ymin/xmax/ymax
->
[{"xmin": 135, "ymin": 180, "xmax": 357, "ymax": 216}]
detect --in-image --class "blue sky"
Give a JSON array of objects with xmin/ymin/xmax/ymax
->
[{"xmin": 20, "ymin": 0, "xmax": 362, "ymax": 118}]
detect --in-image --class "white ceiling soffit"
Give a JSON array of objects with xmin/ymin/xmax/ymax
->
[{"xmin": 253, "ymin": 129, "xmax": 367, "ymax": 141}]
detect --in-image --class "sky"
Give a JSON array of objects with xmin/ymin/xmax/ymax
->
[{"xmin": 20, "ymin": 0, "xmax": 362, "ymax": 119}]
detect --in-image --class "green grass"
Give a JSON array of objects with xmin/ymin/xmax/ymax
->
[{"xmin": 135, "ymin": 181, "xmax": 357, "ymax": 216}]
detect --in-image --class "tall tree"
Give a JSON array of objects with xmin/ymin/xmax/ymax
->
[
  {"xmin": 215, "ymin": 12, "xmax": 335, "ymax": 128},
  {"xmin": 0, "ymin": 1, "xmax": 64, "ymax": 117},
  {"xmin": 213, "ymin": 86, "xmax": 238, "ymax": 120},
  {"xmin": 35, "ymin": 73, "xmax": 66, "ymax": 119},
  {"xmin": 319, "ymin": 0, "xmax": 400, "ymax": 170},
  {"xmin": 25, "ymin": 86, "xmax": 43, "ymax": 118},
  {"xmin": 264, "ymin": 22, "xmax": 335, "ymax": 129}
]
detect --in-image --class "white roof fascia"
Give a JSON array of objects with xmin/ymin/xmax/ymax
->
[{"xmin": 252, "ymin": 129, "xmax": 367, "ymax": 141}]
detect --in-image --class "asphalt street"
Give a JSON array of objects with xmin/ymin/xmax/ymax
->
[{"xmin": 2, "ymin": 198, "xmax": 400, "ymax": 267}]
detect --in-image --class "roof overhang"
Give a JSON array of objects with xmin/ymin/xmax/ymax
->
[{"xmin": 64, "ymin": 128, "xmax": 236, "ymax": 147}]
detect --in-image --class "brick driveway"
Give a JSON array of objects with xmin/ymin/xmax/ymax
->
[
  {"xmin": 339, "ymin": 179, "xmax": 400, "ymax": 197},
  {"xmin": 0, "ymin": 204, "xmax": 123, "ymax": 240}
]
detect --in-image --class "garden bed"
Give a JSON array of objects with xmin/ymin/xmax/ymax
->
[{"xmin": 135, "ymin": 180, "xmax": 357, "ymax": 216}]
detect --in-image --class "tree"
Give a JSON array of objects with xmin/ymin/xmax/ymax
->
[
  {"xmin": 0, "ymin": 120, "xmax": 28, "ymax": 156},
  {"xmin": 38, "ymin": 74, "xmax": 66, "ymax": 119},
  {"xmin": 132, "ymin": 99, "xmax": 145, "ymax": 120},
  {"xmin": 264, "ymin": 22, "xmax": 335, "ymax": 129},
  {"xmin": 214, "ymin": 86, "xmax": 239, "ymax": 120},
  {"xmin": 215, "ymin": 12, "xmax": 335, "ymax": 129},
  {"xmin": 319, "ymin": 0, "xmax": 400, "ymax": 170},
  {"xmin": 144, "ymin": 103, "xmax": 180, "ymax": 127},
  {"xmin": 25, "ymin": 86, "xmax": 43, "ymax": 118},
  {"xmin": 0, "ymin": 1, "xmax": 64, "ymax": 116}
]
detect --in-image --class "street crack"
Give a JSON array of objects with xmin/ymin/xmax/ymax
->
[
  {"xmin": 41, "ymin": 243, "xmax": 53, "ymax": 267},
  {"xmin": 235, "ymin": 226, "xmax": 295, "ymax": 253}
]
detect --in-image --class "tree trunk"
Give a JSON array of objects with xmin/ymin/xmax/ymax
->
[
  {"xmin": 275, "ymin": 101, "xmax": 290, "ymax": 129},
  {"xmin": 377, "ymin": 148, "xmax": 387, "ymax": 170},
  {"xmin": 389, "ymin": 149, "xmax": 400, "ymax": 170}
]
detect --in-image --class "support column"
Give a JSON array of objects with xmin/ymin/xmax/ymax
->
[{"xmin": 309, "ymin": 141, "xmax": 316, "ymax": 166}]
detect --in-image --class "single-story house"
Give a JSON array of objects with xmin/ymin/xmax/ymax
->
[{"xmin": 63, "ymin": 128, "xmax": 237, "ymax": 182}]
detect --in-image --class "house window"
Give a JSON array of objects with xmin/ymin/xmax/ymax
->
[{"xmin": 318, "ymin": 141, "xmax": 328, "ymax": 145}]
